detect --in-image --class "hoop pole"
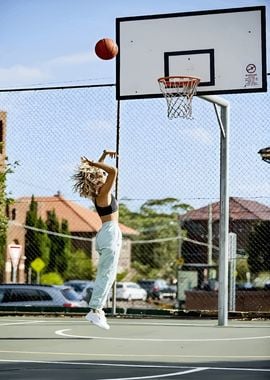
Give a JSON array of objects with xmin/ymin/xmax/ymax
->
[
  {"xmin": 199, "ymin": 95, "xmax": 230, "ymax": 110},
  {"xmin": 218, "ymin": 103, "xmax": 230, "ymax": 326},
  {"xmin": 111, "ymin": 99, "xmax": 121, "ymax": 316},
  {"xmin": 199, "ymin": 95, "xmax": 230, "ymax": 327},
  {"xmin": 213, "ymin": 104, "xmax": 225, "ymax": 138}
]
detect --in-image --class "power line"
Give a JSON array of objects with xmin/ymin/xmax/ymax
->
[{"xmin": 9, "ymin": 220, "xmax": 219, "ymax": 249}]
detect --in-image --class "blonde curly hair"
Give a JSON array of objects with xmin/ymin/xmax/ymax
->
[{"xmin": 72, "ymin": 159, "xmax": 106, "ymax": 198}]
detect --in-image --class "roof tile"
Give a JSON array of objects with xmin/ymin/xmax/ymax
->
[
  {"xmin": 182, "ymin": 197, "xmax": 270, "ymax": 221},
  {"xmin": 12, "ymin": 195, "xmax": 137, "ymax": 235}
]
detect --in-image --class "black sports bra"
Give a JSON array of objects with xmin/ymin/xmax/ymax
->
[{"xmin": 95, "ymin": 194, "xmax": 118, "ymax": 217}]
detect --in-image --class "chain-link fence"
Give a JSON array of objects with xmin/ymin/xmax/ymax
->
[{"xmin": 0, "ymin": 77, "xmax": 269, "ymax": 314}]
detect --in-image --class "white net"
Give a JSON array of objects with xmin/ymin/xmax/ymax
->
[{"xmin": 158, "ymin": 76, "xmax": 200, "ymax": 119}]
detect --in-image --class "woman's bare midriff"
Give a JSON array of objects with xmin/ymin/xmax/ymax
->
[{"xmin": 99, "ymin": 211, "xmax": 119, "ymax": 223}]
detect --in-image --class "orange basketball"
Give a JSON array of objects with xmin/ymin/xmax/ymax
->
[{"xmin": 95, "ymin": 38, "xmax": 118, "ymax": 60}]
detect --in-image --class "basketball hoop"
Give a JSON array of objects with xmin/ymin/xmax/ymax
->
[{"xmin": 158, "ymin": 76, "xmax": 200, "ymax": 119}]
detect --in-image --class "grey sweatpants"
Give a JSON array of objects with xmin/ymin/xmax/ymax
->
[{"xmin": 89, "ymin": 221, "xmax": 122, "ymax": 310}]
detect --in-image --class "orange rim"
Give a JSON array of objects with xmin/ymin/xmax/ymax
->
[{"xmin": 158, "ymin": 75, "xmax": 200, "ymax": 88}]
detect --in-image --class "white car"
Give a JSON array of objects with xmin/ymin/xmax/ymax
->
[
  {"xmin": 114, "ymin": 282, "xmax": 147, "ymax": 301},
  {"xmin": 80, "ymin": 281, "xmax": 147, "ymax": 303}
]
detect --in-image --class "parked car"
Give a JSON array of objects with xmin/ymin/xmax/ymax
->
[
  {"xmin": 138, "ymin": 279, "xmax": 176, "ymax": 300},
  {"xmin": 79, "ymin": 282, "xmax": 96, "ymax": 304},
  {"xmin": 80, "ymin": 281, "xmax": 147, "ymax": 303},
  {"xmin": 115, "ymin": 282, "xmax": 147, "ymax": 301},
  {"xmin": 236, "ymin": 282, "xmax": 256, "ymax": 290},
  {"xmin": 52, "ymin": 285, "xmax": 88, "ymax": 307},
  {"xmin": 0, "ymin": 284, "xmax": 87, "ymax": 308},
  {"xmin": 64, "ymin": 280, "xmax": 94, "ymax": 295}
]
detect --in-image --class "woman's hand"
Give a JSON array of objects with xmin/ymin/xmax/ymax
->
[
  {"xmin": 83, "ymin": 150, "xmax": 118, "ymax": 165},
  {"xmin": 81, "ymin": 156, "xmax": 93, "ymax": 165},
  {"xmin": 104, "ymin": 150, "xmax": 117, "ymax": 159}
]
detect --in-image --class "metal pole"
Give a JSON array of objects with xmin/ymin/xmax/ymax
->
[
  {"xmin": 229, "ymin": 232, "xmax": 237, "ymax": 312},
  {"xmin": 111, "ymin": 99, "xmax": 121, "ymax": 315},
  {"xmin": 199, "ymin": 95, "xmax": 230, "ymax": 326},
  {"xmin": 177, "ymin": 216, "xmax": 183, "ymax": 306},
  {"xmin": 12, "ymin": 267, "xmax": 17, "ymax": 283},
  {"xmin": 115, "ymin": 99, "xmax": 121, "ymax": 196},
  {"xmin": 208, "ymin": 204, "xmax": 213, "ymax": 266},
  {"xmin": 218, "ymin": 103, "xmax": 230, "ymax": 326}
]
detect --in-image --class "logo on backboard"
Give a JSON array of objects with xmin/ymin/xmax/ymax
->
[{"xmin": 245, "ymin": 64, "xmax": 258, "ymax": 87}]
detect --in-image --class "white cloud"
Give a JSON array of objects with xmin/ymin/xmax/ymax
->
[
  {"xmin": 183, "ymin": 126, "xmax": 213, "ymax": 146},
  {"xmin": 0, "ymin": 51, "xmax": 96, "ymax": 88},
  {"xmin": 46, "ymin": 51, "xmax": 95, "ymax": 67},
  {"xmin": 0, "ymin": 64, "xmax": 49, "ymax": 87}
]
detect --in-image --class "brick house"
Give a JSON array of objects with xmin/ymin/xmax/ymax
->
[
  {"xmin": 181, "ymin": 197, "xmax": 270, "ymax": 258},
  {"xmin": 6, "ymin": 192, "xmax": 138, "ymax": 283},
  {"xmin": 179, "ymin": 197, "xmax": 270, "ymax": 287}
]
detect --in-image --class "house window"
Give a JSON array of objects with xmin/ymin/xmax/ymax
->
[
  {"xmin": 11, "ymin": 208, "xmax": 16, "ymax": 220},
  {"xmin": 5, "ymin": 204, "xmax": 9, "ymax": 218}
]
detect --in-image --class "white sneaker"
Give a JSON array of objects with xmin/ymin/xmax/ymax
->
[{"xmin": 85, "ymin": 309, "xmax": 110, "ymax": 330}]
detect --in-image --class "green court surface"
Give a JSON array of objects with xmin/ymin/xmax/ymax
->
[{"xmin": 0, "ymin": 316, "xmax": 269, "ymax": 379}]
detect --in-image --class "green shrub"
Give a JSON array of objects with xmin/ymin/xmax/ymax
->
[
  {"xmin": 64, "ymin": 249, "xmax": 95, "ymax": 281},
  {"xmin": 41, "ymin": 272, "xmax": 63, "ymax": 285}
]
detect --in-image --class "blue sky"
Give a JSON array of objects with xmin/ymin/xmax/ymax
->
[
  {"xmin": 1, "ymin": 0, "xmax": 269, "ymax": 88},
  {"xmin": 1, "ymin": 0, "xmax": 270, "ymax": 211}
]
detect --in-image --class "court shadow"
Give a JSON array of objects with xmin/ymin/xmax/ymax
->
[{"xmin": 0, "ymin": 359, "xmax": 269, "ymax": 380}]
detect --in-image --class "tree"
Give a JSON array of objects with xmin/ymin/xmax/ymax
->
[
  {"xmin": 64, "ymin": 249, "xmax": 96, "ymax": 280},
  {"xmin": 35, "ymin": 217, "xmax": 51, "ymax": 266},
  {"xmin": 56, "ymin": 219, "xmax": 70, "ymax": 274},
  {"xmin": 25, "ymin": 196, "xmax": 41, "ymax": 269},
  {"xmin": 25, "ymin": 196, "xmax": 51, "ymax": 281},
  {"xmin": 0, "ymin": 159, "xmax": 19, "ymax": 280},
  {"xmin": 46, "ymin": 210, "xmax": 71, "ymax": 276},
  {"xmin": 247, "ymin": 221, "xmax": 270, "ymax": 275},
  {"xmin": 236, "ymin": 258, "xmax": 250, "ymax": 283},
  {"xmin": 46, "ymin": 209, "xmax": 60, "ymax": 273},
  {"xmin": 119, "ymin": 198, "xmax": 192, "ymax": 280}
]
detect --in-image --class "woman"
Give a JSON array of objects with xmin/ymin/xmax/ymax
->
[{"xmin": 73, "ymin": 149, "xmax": 122, "ymax": 330}]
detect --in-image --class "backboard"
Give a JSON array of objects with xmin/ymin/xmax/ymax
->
[{"xmin": 116, "ymin": 6, "xmax": 267, "ymax": 100}]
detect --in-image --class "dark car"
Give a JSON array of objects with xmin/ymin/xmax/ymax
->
[
  {"xmin": 138, "ymin": 279, "xmax": 176, "ymax": 300},
  {"xmin": 0, "ymin": 284, "xmax": 87, "ymax": 308},
  {"xmin": 64, "ymin": 280, "xmax": 94, "ymax": 295},
  {"xmin": 79, "ymin": 282, "xmax": 96, "ymax": 304}
]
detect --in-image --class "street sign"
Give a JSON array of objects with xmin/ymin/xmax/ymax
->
[
  {"xmin": 8, "ymin": 244, "xmax": 22, "ymax": 268},
  {"xmin": 31, "ymin": 258, "xmax": 46, "ymax": 273}
]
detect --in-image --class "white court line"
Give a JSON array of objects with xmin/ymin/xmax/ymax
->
[
  {"xmin": 1, "ymin": 319, "xmax": 216, "ymax": 327},
  {"xmin": 0, "ymin": 320, "xmax": 45, "ymax": 326},
  {"xmin": 0, "ymin": 350, "xmax": 270, "ymax": 360},
  {"xmin": 1, "ymin": 359, "xmax": 270, "ymax": 371},
  {"xmin": 0, "ymin": 360, "xmax": 207, "ymax": 379},
  {"xmin": 55, "ymin": 328, "xmax": 270, "ymax": 342},
  {"xmin": 0, "ymin": 318, "xmax": 269, "ymax": 329},
  {"xmin": 1, "ymin": 351, "xmax": 269, "ymax": 360},
  {"xmin": 102, "ymin": 367, "xmax": 208, "ymax": 380},
  {"xmin": 209, "ymin": 366, "xmax": 270, "ymax": 372},
  {"xmin": 0, "ymin": 360, "xmax": 201, "ymax": 369}
]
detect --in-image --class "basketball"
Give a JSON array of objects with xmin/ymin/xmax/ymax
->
[{"xmin": 95, "ymin": 38, "xmax": 118, "ymax": 60}]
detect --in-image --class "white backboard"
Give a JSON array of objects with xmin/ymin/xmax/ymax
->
[{"xmin": 116, "ymin": 6, "xmax": 267, "ymax": 99}]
